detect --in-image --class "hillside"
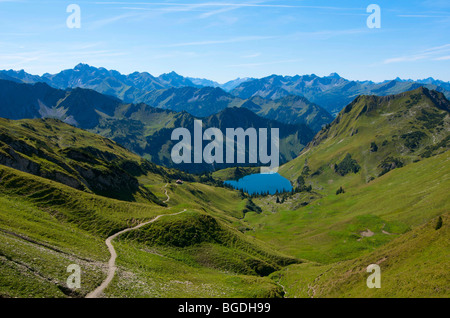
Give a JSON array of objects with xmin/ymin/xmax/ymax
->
[
  {"xmin": 0, "ymin": 79, "xmax": 122, "ymax": 129},
  {"xmin": 0, "ymin": 117, "xmax": 179, "ymax": 203},
  {"xmin": 0, "ymin": 87, "xmax": 449, "ymax": 298},
  {"xmin": 0, "ymin": 125, "xmax": 300, "ymax": 298},
  {"xmin": 238, "ymin": 88, "xmax": 449, "ymax": 296},
  {"xmin": 272, "ymin": 212, "xmax": 449, "ymax": 298},
  {"xmin": 281, "ymin": 87, "xmax": 450, "ymax": 184}
]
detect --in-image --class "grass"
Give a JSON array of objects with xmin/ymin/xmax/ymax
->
[
  {"xmin": 0, "ymin": 90, "xmax": 448, "ymax": 298},
  {"xmin": 274, "ymin": 213, "xmax": 449, "ymax": 298},
  {"xmin": 245, "ymin": 151, "xmax": 450, "ymax": 264},
  {"xmin": 0, "ymin": 162, "xmax": 295, "ymax": 298},
  {"xmin": 105, "ymin": 240, "xmax": 284, "ymax": 298}
]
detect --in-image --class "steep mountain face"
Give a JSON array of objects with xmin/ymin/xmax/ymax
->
[
  {"xmin": 280, "ymin": 87, "xmax": 450, "ymax": 184},
  {"xmin": 0, "ymin": 80, "xmax": 122, "ymax": 129},
  {"xmin": 0, "ymin": 117, "xmax": 170, "ymax": 204},
  {"xmin": 97, "ymin": 106, "xmax": 315, "ymax": 173},
  {"xmin": 247, "ymin": 95, "xmax": 334, "ymax": 132},
  {"xmin": 231, "ymin": 73, "xmax": 450, "ymax": 115},
  {"xmin": 140, "ymin": 86, "xmax": 244, "ymax": 117},
  {"xmin": 134, "ymin": 85, "xmax": 333, "ymax": 130}
]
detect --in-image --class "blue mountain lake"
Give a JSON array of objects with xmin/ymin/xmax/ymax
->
[{"xmin": 224, "ymin": 173, "xmax": 293, "ymax": 195}]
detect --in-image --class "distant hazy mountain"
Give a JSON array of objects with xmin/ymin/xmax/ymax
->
[
  {"xmin": 231, "ymin": 73, "xmax": 450, "ymax": 115},
  {"xmin": 187, "ymin": 77, "xmax": 221, "ymax": 88},
  {"xmin": 140, "ymin": 86, "xmax": 244, "ymax": 117},
  {"xmin": 3, "ymin": 64, "xmax": 448, "ymax": 120},
  {"xmin": 395, "ymin": 77, "xmax": 450, "ymax": 92},
  {"xmin": 0, "ymin": 64, "xmax": 201, "ymax": 104},
  {"xmin": 138, "ymin": 85, "xmax": 333, "ymax": 131},
  {"xmin": 187, "ymin": 77, "xmax": 254, "ymax": 92},
  {"xmin": 157, "ymin": 71, "xmax": 200, "ymax": 88}
]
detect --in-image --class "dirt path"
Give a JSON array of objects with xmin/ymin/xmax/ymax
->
[
  {"xmin": 162, "ymin": 183, "xmax": 170, "ymax": 203},
  {"xmin": 307, "ymin": 266, "xmax": 334, "ymax": 298},
  {"xmin": 86, "ymin": 209, "xmax": 186, "ymax": 298}
]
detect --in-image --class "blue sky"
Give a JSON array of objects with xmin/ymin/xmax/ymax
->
[{"xmin": 0, "ymin": 0, "xmax": 449, "ymax": 83}]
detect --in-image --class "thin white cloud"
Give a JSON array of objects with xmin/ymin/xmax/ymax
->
[
  {"xmin": 227, "ymin": 58, "xmax": 303, "ymax": 68},
  {"xmin": 158, "ymin": 35, "xmax": 275, "ymax": 48},
  {"xmin": 434, "ymin": 55, "xmax": 450, "ymax": 61},
  {"xmin": 398, "ymin": 14, "xmax": 450, "ymax": 18},
  {"xmin": 86, "ymin": 12, "xmax": 141, "ymax": 29},
  {"xmin": 383, "ymin": 44, "xmax": 450, "ymax": 64},
  {"xmin": 95, "ymin": 1, "xmax": 363, "ymax": 12},
  {"xmin": 241, "ymin": 53, "xmax": 262, "ymax": 58}
]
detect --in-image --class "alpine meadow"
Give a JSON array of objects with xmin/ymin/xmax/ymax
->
[{"xmin": 0, "ymin": 0, "xmax": 449, "ymax": 303}]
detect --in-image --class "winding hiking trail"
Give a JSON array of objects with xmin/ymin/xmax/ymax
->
[
  {"xmin": 86, "ymin": 183, "xmax": 186, "ymax": 298},
  {"xmin": 86, "ymin": 210, "xmax": 186, "ymax": 298},
  {"xmin": 162, "ymin": 183, "xmax": 170, "ymax": 203}
]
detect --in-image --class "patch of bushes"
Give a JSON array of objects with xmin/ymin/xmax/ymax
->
[
  {"xmin": 401, "ymin": 131, "xmax": 426, "ymax": 151},
  {"xmin": 243, "ymin": 198, "xmax": 262, "ymax": 214},
  {"xmin": 336, "ymin": 186, "xmax": 345, "ymax": 195},
  {"xmin": 435, "ymin": 216, "xmax": 443, "ymax": 230},
  {"xmin": 334, "ymin": 154, "xmax": 361, "ymax": 176},
  {"xmin": 417, "ymin": 109, "xmax": 445, "ymax": 130},
  {"xmin": 125, "ymin": 212, "xmax": 224, "ymax": 248},
  {"xmin": 379, "ymin": 156, "xmax": 404, "ymax": 176},
  {"xmin": 294, "ymin": 176, "xmax": 312, "ymax": 193},
  {"xmin": 420, "ymin": 135, "xmax": 450, "ymax": 158},
  {"xmin": 370, "ymin": 142, "xmax": 378, "ymax": 152}
]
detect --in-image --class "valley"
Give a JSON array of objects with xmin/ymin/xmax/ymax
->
[{"xmin": 0, "ymin": 70, "xmax": 449, "ymax": 298}]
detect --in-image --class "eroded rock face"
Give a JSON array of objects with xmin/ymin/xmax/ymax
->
[
  {"xmin": 0, "ymin": 131, "xmax": 145, "ymax": 202},
  {"xmin": 0, "ymin": 143, "xmax": 87, "ymax": 191}
]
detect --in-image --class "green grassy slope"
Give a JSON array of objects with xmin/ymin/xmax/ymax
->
[
  {"xmin": 0, "ymin": 117, "xmax": 170, "ymax": 203},
  {"xmin": 1, "ymin": 87, "xmax": 449, "ymax": 298},
  {"xmin": 246, "ymin": 151, "xmax": 450, "ymax": 263},
  {"xmin": 273, "ymin": 213, "xmax": 449, "ymax": 298},
  {"xmin": 239, "ymin": 88, "xmax": 449, "ymax": 297},
  {"xmin": 281, "ymin": 87, "xmax": 449, "ymax": 187},
  {"xmin": 0, "ymin": 161, "xmax": 295, "ymax": 297}
]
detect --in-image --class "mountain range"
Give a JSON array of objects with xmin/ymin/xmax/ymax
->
[
  {"xmin": 230, "ymin": 73, "xmax": 450, "ymax": 115},
  {"xmin": 2, "ymin": 64, "xmax": 449, "ymax": 118},
  {"xmin": 0, "ymin": 82, "xmax": 448, "ymax": 298},
  {"xmin": 0, "ymin": 66, "xmax": 333, "ymax": 131},
  {"xmin": 0, "ymin": 79, "xmax": 315, "ymax": 173}
]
